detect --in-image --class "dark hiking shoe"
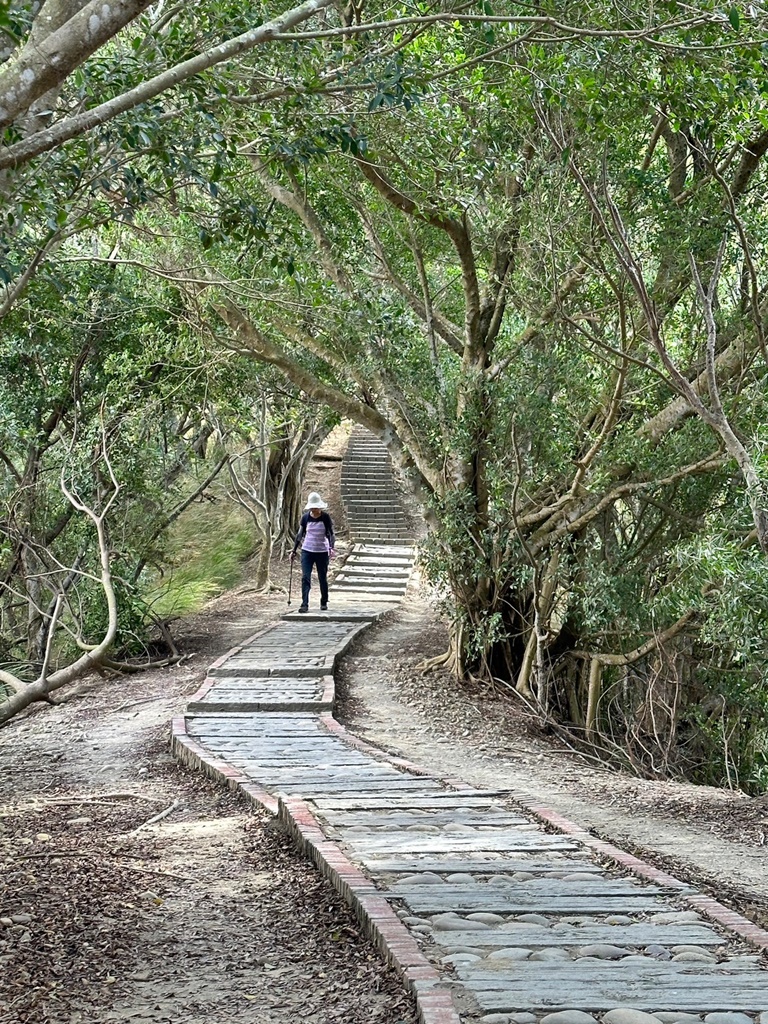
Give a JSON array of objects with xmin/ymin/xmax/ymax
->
[
  {"xmin": 298, "ymin": 605, "xmax": 309, "ymax": 613},
  {"xmin": 320, "ymin": 602, "xmax": 328, "ymax": 611}
]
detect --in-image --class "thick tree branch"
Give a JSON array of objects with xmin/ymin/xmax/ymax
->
[
  {"xmin": 0, "ymin": 0, "xmax": 155, "ymax": 130},
  {"xmin": 357, "ymin": 206, "xmax": 463, "ymax": 354},
  {"xmin": 249, "ymin": 157, "xmax": 355, "ymax": 295},
  {"xmin": 0, "ymin": 0, "xmax": 336, "ymax": 171},
  {"xmin": 213, "ymin": 297, "xmax": 388, "ymax": 435},
  {"xmin": 357, "ymin": 154, "xmax": 481, "ymax": 349}
]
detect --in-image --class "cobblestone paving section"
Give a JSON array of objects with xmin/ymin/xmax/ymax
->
[{"xmin": 173, "ymin": 430, "xmax": 768, "ymax": 1024}]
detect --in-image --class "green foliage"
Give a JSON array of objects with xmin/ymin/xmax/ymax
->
[{"xmin": 4, "ymin": 0, "xmax": 768, "ymax": 780}]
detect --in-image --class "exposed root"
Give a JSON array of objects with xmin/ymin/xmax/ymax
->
[
  {"xmin": 128, "ymin": 798, "xmax": 181, "ymax": 834},
  {"xmin": 416, "ymin": 649, "xmax": 453, "ymax": 674},
  {"xmin": 42, "ymin": 792, "xmax": 168, "ymax": 805}
]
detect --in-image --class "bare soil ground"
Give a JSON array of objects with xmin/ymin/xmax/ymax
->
[
  {"xmin": 0, "ymin": 430, "xmax": 417, "ymax": 1024},
  {"xmin": 4, "ymin": 430, "xmax": 768, "ymax": 1022}
]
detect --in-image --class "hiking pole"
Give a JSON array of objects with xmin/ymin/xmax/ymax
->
[{"xmin": 287, "ymin": 554, "xmax": 294, "ymax": 606}]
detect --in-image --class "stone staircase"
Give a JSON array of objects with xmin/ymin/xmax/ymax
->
[{"xmin": 341, "ymin": 427, "xmax": 413, "ymax": 545}]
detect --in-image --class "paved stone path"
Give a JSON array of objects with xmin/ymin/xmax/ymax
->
[{"xmin": 173, "ymin": 431, "xmax": 768, "ymax": 1024}]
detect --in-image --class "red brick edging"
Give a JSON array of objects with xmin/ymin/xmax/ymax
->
[
  {"xmin": 170, "ymin": 715, "xmax": 460, "ymax": 1023},
  {"xmin": 172, "ymin": 585, "xmax": 768, "ymax": 1020},
  {"xmin": 280, "ymin": 795, "xmax": 461, "ymax": 1024},
  {"xmin": 171, "ymin": 715, "xmax": 279, "ymax": 815},
  {"xmin": 518, "ymin": 800, "xmax": 768, "ymax": 950},
  {"xmin": 318, "ymin": 718, "xmax": 768, "ymax": 952}
]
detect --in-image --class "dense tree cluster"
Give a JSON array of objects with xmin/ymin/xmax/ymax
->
[{"xmin": 2, "ymin": 0, "xmax": 768, "ymax": 790}]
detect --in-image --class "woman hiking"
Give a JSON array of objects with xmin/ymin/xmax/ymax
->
[{"xmin": 290, "ymin": 492, "xmax": 336, "ymax": 613}]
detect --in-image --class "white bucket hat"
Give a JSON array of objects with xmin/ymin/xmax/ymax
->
[{"xmin": 304, "ymin": 491, "xmax": 328, "ymax": 510}]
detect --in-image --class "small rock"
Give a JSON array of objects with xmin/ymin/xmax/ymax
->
[
  {"xmin": 644, "ymin": 944, "xmax": 673, "ymax": 960},
  {"xmin": 622, "ymin": 955, "xmax": 653, "ymax": 963},
  {"xmin": 562, "ymin": 872, "xmax": 601, "ymax": 881},
  {"xmin": 529, "ymin": 948, "xmax": 571, "ymax": 961},
  {"xmin": 0, "ymin": 918, "xmax": 13, "ymax": 927},
  {"xmin": 511, "ymin": 871, "xmax": 535, "ymax": 881},
  {"xmin": 129, "ymin": 970, "xmax": 152, "ymax": 982},
  {"xmin": 481, "ymin": 1015, "xmax": 513, "ymax": 1024},
  {"xmin": 18, "ymin": 931, "xmax": 32, "ymax": 944},
  {"xmin": 671, "ymin": 944, "xmax": 716, "ymax": 955},
  {"xmin": 574, "ymin": 943, "xmax": 629, "ymax": 960},
  {"xmin": 433, "ymin": 916, "xmax": 487, "ymax": 932},
  {"xmin": 487, "ymin": 947, "xmax": 532, "ymax": 961},
  {"xmin": 407, "ymin": 824, "xmax": 441, "ymax": 833},
  {"xmin": 514, "ymin": 913, "xmax": 550, "ymax": 927},
  {"xmin": 10, "ymin": 915, "xmax": 32, "ymax": 925},
  {"xmin": 605, "ymin": 915, "xmax": 634, "ymax": 925},
  {"xmin": 441, "ymin": 952, "xmax": 481, "ymax": 965},
  {"xmin": 446, "ymin": 873, "xmax": 478, "ymax": 884},
  {"xmin": 466, "ymin": 912, "xmax": 504, "ymax": 925},
  {"xmin": 649, "ymin": 911, "xmax": 702, "ymax": 925},
  {"xmin": 603, "ymin": 1010, "xmax": 664, "ymax": 1024},
  {"xmin": 704, "ymin": 1015, "xmax": 753, "ymax": 1024},
  {"xmin": 488, "ymin": 874, "xmax": 513, "ymax": 884},
  {"xmin": 395, "ymin": 873, "xmax": 445, "ymax": 885},
  {"xmin": 672, "ymin": 952, "xmax": 716, "ymax": 963},
  {"xmin": 443, "ymin": 945, "xmax": 484, "ymax": 955},
  {"xmin": 540, "ymin": 1012, "xmax": 598, "ymax": 1024}
]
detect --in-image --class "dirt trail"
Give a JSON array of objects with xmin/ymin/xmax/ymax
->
[{"xmin": 5, "ymin": 427, "xmax": 768, "ymax": 1021}]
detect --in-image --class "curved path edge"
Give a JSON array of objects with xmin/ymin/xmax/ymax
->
[{"xmin": 171, "ymin": 698, "xmax": 462, "ymax": 1024}]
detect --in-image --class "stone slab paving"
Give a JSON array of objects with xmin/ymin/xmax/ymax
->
[{"xmin": 173, "ymin": 429, "xmax": 768, "ymax": 1024}]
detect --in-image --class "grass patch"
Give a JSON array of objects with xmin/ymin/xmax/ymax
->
[{"xmin": 147, "ymin": 500, "xmax": 257, "ymax": 619}]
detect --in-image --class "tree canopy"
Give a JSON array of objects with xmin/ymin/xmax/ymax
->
[{"xmin": 2, "ymin": 0, "xmax": 768, "ymax": 790}]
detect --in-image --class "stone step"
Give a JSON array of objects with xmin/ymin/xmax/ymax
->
[
  {"xmin": 336, "ymin": 576, "xmax": 408, "ymax": 588},
  {"xmin": 338, "ymin": 567, "xmax": 412, "ymax": 577},
  {"xmin": 344, "ymin": 513, "xmax": 408, "ymax": 523},
  {"xmin": 457, "ymin": 961, "xmax": 768, "ymax": 1012},
  {"xmin": 429, "ymin": 923, "xmax": 724, "ymax": 947}
]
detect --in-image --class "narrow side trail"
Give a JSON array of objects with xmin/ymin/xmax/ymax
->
[{"xmin": 174, "ymin": 428, "xmax": 768, "ymax": 1024}]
